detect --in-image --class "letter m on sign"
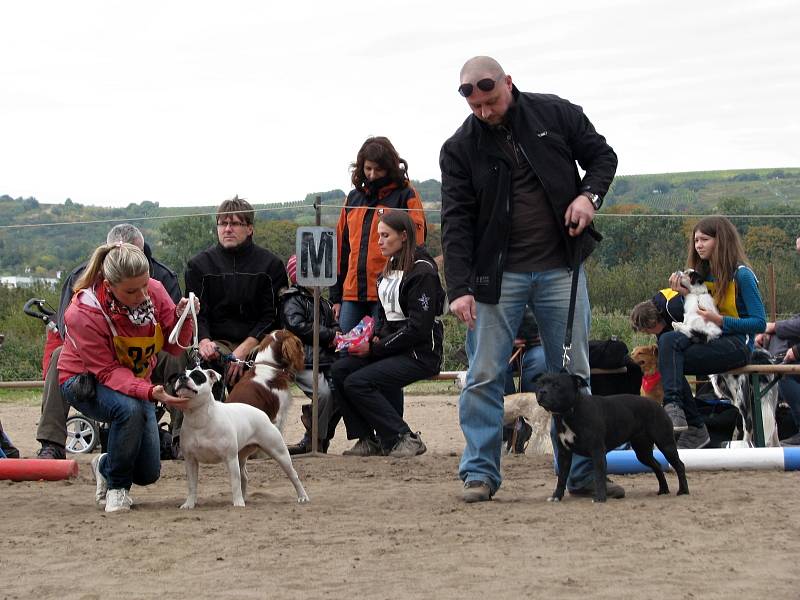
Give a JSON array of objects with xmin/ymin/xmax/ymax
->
[{"xmin": 295, "ymin": 227, "xmax": 337, "ymax": 287}]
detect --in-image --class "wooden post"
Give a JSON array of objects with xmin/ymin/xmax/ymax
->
[{"xmin": 311, "ymin": 196, "xmax": 322, "ymax": 455}]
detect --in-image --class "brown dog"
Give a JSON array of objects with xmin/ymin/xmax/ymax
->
[
  {"xmin": 225, "ymin": 329, "xmax": 305, "ymax": 433},
  {"xmin": 630, "ymin": 344, "xmax": 663, "ymax": 404}
]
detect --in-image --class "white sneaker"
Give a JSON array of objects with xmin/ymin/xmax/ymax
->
[
  {"xmin": 105, "ymin": 489, "xmax": 132, "ymax": 513},
  {"xmin": 91, "ymin": 453, "xmax": 108, "ymax": 505}
]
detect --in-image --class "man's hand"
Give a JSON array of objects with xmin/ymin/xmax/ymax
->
[
  {"xmin": 333, "ymin": 303, "xmax": 341, "ymax": 320},
  {"xmin": 563, "ymin": 194, "xmax": 596, "ymax": 238},
  {"xmin": 225, "ymin": 344, "xmax": 252, "ymax": 386},
  {"xmin": 198, "ymin": 338, "xmax": 218, "ymax": 361},
  {"xmin": 785, "ymin": 347, "xmax": 796, "ymax": 364},
  {"xmin": 450, "ymin": 295, "xmax": 476, "ymax": 330}
]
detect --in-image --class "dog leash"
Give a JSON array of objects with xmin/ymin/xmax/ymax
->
[
  {"xmin": 217, "ymin": 351, "xmax": 296, "ymax": 379},
  {"xmin": 561, "ymin": 239, "xmax": 583, "ymax": 371},
  {"xmin": 168, "ymin": 292, "xmax": 201, "ymax": 367}
]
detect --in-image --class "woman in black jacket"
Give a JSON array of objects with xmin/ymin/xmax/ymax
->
[{"xmin": 331, "ymin": 210, "xmax": 445, "ymax": 457}]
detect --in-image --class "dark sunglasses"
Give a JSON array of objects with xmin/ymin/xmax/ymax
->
[{"xmin": 458, "ymin": 76, "xmax": 502, "ymax": 98}]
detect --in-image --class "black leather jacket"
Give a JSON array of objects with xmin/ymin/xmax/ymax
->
[
  {"xmin": 279, "ymin": 285, "xmax": 339, "ymax": 367},
  {"xmin": 440, "ymin": 86, "xmax": 617, "ymax": 303}
]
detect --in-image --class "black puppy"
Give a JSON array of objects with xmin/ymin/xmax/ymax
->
[{"xmin": 535, "ymin": 373, "xmax": 689, "ymax": 502}]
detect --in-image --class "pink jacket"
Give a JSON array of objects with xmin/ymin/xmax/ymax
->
[{"xmin": 58, "ymin": 279, "xmax": 193, "ymax": 400}]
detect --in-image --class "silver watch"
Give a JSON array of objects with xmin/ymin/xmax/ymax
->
[{"xmin": 582, "ymin": 192, "xmax": 602, "ymax": 210}]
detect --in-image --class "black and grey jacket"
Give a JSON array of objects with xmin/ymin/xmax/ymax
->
[
  {"xmin": 440, "ymin": 85, "xmax": 617, "ymax": 304},
  {"xmin": 371, "ymin": 246, "xmax": 445, "ymax": 371},
  {"xmin": 279, "ymin": 284, "xmax": 339, "ymax": 368},
  {"xmin": 185, "ymin": 238, "xmax": 288, "ymax": 345}
]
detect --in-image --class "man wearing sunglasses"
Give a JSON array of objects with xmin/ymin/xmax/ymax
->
[
  {"xmin": 185, "ymin": 196, "xmax": 288, "ymax": 392},
  {"xmin": 440, "ymin": 56, "xmax": 618, "ymax": 503}
]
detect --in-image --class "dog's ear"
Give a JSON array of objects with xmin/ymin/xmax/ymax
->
[
  {"xmin": 570, "ymin": 374, "xmax": 589, "ymax": 390},
  {"xmin": 281, "ymin": 331, "xmax": 305, "ymax": 371},
  {"xmin": 205, "ymin": 369, "xmax": 220, "ymax": 384}
]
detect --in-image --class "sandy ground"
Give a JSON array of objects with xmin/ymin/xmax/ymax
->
[{"xmin": 1, "ymin": 394, "xmax": 799, "ymax": 600}]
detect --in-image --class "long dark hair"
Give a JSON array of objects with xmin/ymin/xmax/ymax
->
[
  {"xmin": 379, "ymin": 209, "xmax": 417, "ymax": 276},
  {"xmin": 350, "ymin": 137, "xmax": 409, "ymax": 191},
  {"xmin": 687, "ymin": 216, "xmax": 750, "ymax": 305}
]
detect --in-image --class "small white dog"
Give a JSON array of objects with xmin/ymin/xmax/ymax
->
[
  {"xmin": 173, "ymin": 367, "xmax": 309, "ymax": 509},
  {"xmin": 672, "ymin": 269, "xmax": 722, "ymax": 342}
]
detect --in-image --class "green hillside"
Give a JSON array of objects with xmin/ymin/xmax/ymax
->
[{"xmin": 2, "ymin": 167, "xmax": 799, "ymax": 279}]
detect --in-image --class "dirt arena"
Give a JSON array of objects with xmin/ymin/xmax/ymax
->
[{"xmin": 2, "ymin": 393, "xmax": 799, "ymax": 599}]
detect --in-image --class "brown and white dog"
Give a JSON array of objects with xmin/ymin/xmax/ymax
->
[
  {"xmin": 630, "ymin": 344, "xmax": 663, "ymax": 404},
  {"xmin": 225, "ymin": 329, "xmax": 305, "ymax": 433}
]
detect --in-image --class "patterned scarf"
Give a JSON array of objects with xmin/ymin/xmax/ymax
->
[{"xmin": 98, "ymin": 282, "xmax": 156, "ymax": 326}]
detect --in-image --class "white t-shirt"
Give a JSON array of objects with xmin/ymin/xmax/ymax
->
[{"xmin": 378, "ymin": 270, "xmax": 405, "ymax": 322}]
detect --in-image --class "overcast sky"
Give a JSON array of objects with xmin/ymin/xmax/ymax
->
[{"xmin": 1, "ymin": 0, "xmax": 798, "ymax": 208}]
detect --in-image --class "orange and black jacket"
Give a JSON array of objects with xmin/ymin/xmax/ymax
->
[{"xmin": 330, "ymin": 182, "xmax": 427, "ymax": 304}]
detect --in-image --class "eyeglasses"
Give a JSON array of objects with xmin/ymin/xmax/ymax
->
[
  {"xmin": 217, "ymin": 220, "xmax": 248, "ymax": 229},
  {"xmin": 458, "ymin": 75, "xmax": 503, "ymax": 98}
]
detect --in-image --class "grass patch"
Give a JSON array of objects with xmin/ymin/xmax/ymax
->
[{"xmin": 0, "ymin": 388, "xmax": 42, "ymax": 407}]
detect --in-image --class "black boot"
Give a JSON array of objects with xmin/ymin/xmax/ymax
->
[{"xmin": 288, "ymin": 433, "xmax": 312, "ymax": 455}]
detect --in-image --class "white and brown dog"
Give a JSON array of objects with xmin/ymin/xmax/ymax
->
[
  {"xmin": 174, "ymin": 367, "xmax": 309, "ymax": 508},
  {"xmin": 225, "ymin": 329, "xmax": 304, "ymax": 433},
  {"xmin": 673, "ymin": 269, "xmax": 722, "ymax": 343}
]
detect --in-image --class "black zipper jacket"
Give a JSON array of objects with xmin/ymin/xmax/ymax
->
[
  {"xmin": 185, "ymin": 238, "xmax": 287, "ymax": 344},
  {"xmin": 279, "ymin": 285, "xmax": 339, "ymax": 367},
  {"xmin": 371, "ymin": 246, "xmax": 445, "ymax": 372},
  {"xmin": 440, "ymin": 86, "xmax": 617, "ymax": 304}
]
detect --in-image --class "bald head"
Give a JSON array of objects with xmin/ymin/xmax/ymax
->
[
  {"xmin": 458, "ymin": 56, "xmax": 513, "ymax": 126},
  {"xmin": 460, "ymin": 56, "xmax": 506, "ymax": 82}
]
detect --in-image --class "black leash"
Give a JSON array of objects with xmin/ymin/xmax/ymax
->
[{"xmin": 561, "ymin": 237, "xmax": 583, "ymax": 371}]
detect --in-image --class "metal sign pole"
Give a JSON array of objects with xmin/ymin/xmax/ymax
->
[
  {"xmin": 294, "ymin": 212, "xmax": 337, "ymax": 458},
  {"xmin": 311, "ymin": 196, "xmax": 321, "ymax": 455}
]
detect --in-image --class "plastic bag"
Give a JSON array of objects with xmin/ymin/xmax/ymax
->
[{"xmin": 334, "ymin": 316, "xmax": 375, "ymax": 352}]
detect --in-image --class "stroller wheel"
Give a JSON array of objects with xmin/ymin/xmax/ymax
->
[{"xmin": 65, "ymin": 415, "xmax": 99, "ymax": 454}]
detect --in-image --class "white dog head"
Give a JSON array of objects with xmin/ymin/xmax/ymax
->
[
  {"xmin": 676, "ymin": 269, "xmax": 708, "ymax": 294},
  {"xmin": 172, "ymin": 368, "xmax": 221, "ymax": 407}
]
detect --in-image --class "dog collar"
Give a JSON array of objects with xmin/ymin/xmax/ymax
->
[
  {"xmin": 641, "ymin": 371, "xmax": 662, "ymax": 392},
  {"xmin": 250, "ymin": 359, "xmax": 296, "ymax": 378}
]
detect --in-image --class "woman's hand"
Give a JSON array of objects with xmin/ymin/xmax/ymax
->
[
  {"xmin": 175, "ymin": 296, "xmax": 200, "ymax": 318},
  {"xmin": 333, "ymin": 303, "xmax": 341, "ymax": 320},
  {"xmin": 668, "ymin": 272, "xmax": 689, "ymax": 296},
  {"xmin": 697, "ymin": 305, "xmax": 723, "ymax": 327},
  {"xmin": 784, "ymin": 347, "xmax": 796, "ymax": 364},
  {"xmin": 151, "ymin": 385, "xmax": 190, "ymax": 410},
  {"xmin": 348, "ymin": 340, "xmax": 371, "ymax": 357}
]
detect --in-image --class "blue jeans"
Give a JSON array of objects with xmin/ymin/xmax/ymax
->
[
  {"xmin": 459, "ymin": 268, "xmax": 593, "ymax": 493},
  {"xmin": 778, "ymin": 376, "xmax": 800, "ymax": 429},
  {"xmin": 505, "ymin": 345, "xmax": 547, "ymax": 394},
  {"xmin": 658, "ymin": 331, "xmax": 751, "ymax": 428},
  {"xmin": 62, "ymin": 377, "xmax": 161, "ymax": 490},
  {"xmin": 339, "ymin": 301, "xmax": 382, "ymax": 334}
]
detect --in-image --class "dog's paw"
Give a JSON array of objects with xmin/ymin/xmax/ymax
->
[
  {"xmin": 297, "ymin": 494, "xmax": 310, "ymax": 504},
  {"xmin": 591, "ymin": 498, "xmax": 607, "ymax": 503},
  {"xmin": 232, "ymin": 500, "xmax": 246, "ymax": 508},
  {"xmin": 547, "ymin": 496, "xmax": 562, "ymax": 503},
  {"xmin": 179, "ymin": 501, "xmax": 195, "ymax": 510}
]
